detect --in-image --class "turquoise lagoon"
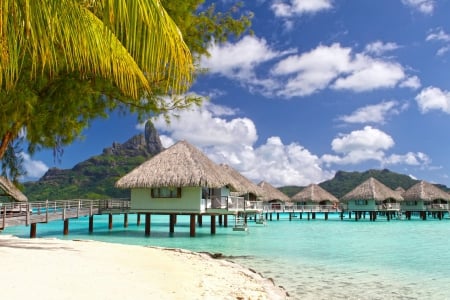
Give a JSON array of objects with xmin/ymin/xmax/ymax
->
[{"xmin": 3, "ymin": 213, "xmax": 450, "ymax": 299}]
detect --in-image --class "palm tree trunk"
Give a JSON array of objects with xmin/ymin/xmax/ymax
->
[{"xmin": 0, "ymin": 131, "xmax": 14, "ymax": 160}]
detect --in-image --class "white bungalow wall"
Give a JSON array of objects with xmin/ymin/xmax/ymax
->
[{"xmin": 130, "ymin": 187, "xmax": 203, "ymax": 213}]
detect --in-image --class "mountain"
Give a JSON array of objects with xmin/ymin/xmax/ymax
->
[
  {"xmin": 23, "ymin": 121, "xmax": 163, "ymax": 201},
  {"xmin": 279, "ymin": 169, "xmax": 450, "ymax": 199}
]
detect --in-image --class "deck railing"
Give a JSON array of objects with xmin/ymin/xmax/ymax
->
[
  {"xmin": 264, "ymin": 204, "xmax": 340, "ymax": 213},
  {"xmin": 204, "ymin": 196, "xmax": 263, "ymax": 212},
  {"xmin": 1, "ymin": 199, "xmax": 130, "ymax": 229}
]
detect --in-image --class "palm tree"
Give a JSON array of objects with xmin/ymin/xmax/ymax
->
[{"xmin": 0, "ymin": 0, "xmax": 194, "ymax": 160}]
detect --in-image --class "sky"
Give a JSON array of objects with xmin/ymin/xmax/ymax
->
[{"xmin": 23, "ymin": 0, "xmax": 450, "ymax": 188}]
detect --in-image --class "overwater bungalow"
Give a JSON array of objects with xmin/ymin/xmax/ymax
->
[
  {"xmin": 257, "ymin": 181, "xmax": 290, "ymax": 211},
  {"xmin": 116, "ymin": 140, "xmax": 242, "ymax": 214},
  {"xmin": 340, "ymin": 177, "xmax": 403, "ymax": 221},
  {"xmin": 218, "ymin": 164, "xmax": 264, "ymax": 212},
  {"xmin": 291, "ymin": 184, "xmax": 339, "ymax": 211},
  {"xmin": 290, "ymin": 184, "xmax": 339, "ymax": 220},
  {"xmin": 402, "ymin": 181, "xmax": 450, "ymax": 220}
]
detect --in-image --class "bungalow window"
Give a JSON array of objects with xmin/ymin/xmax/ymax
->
[
  {"xmin": 355, "ymin": 200, "xmax": 368, "ymax": 205},
  {"xmin": 405, "ymin": 201, "xmax": 418, "ymax": 206},
  {"xmin": 151, "ymin": 187, "xmax": 181, "ymax": 198}
]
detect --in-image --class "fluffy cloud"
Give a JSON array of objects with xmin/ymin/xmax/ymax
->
[
  {"xmin": 415, "ymin": 86, "xmax": 450, "ymax": 114},
  {"xmin": 271, "ymin": 0, "xmax": 333, "ymax": 17},
  {"xmin": 20, "ymin": 152, "xmax": 49, "ymax": 179},
  {"xmin": 202, "ymin": 38, "xmax": 414, "ymax": 98},
  {"xmin": 364, "ymin": 41, "xmax": 400, "ymax": 56},
  {"xmin": 321, "ymin": 126, "xmax": 429, "ymax": 167},
  {"xmin": 200, "ymin": 36, "xmax": 281, "ymax": 80},
  {"xmin": 273, "ymin": 43, "xmax": 409, "ymax": 97},
  {"xmin": 338, "ymin": 101, "xmax": 407, "ymax": 124},
  {"xmin": 401, "ymin": 0, "xmax": 435, "ymax": 14},
  {"xmin": 153, "ymin": 102, "xmax": 258, "ymax": 147}
]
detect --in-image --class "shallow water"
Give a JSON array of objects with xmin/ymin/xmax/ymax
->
[{"xmin": 3, "ymin": 212, "xmax": 450, "ymax": 299}]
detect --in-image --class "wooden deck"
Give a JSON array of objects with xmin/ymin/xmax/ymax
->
[{"xmin": 0, "ymin": 199, "xmax": 130, "ymax": 229}]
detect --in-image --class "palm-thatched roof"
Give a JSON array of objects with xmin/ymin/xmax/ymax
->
[
  {"xmin": 340, "ymin": 177, "xmax": 403, "ymax": 202},
  {"xmin": 402, "ymin": 181, "xmax": 450, "ymax": 201},
  {"xmin": 291, "ymin": 184, "xmax": 339, "ymax": 203},
  {"xmin": 115, "ymin": 140, "xmax": 237, "ymax": 190},
  {"xmin": 0, "ymin": 176, "xmax": 28, "ymax": 202},
  {"xmin": 219, "ymin": 164, "xmax": 264, "ymax": 196},
  {"xmin": 257, "ymin": 181, "xmax": 290, "ymax": 202}
]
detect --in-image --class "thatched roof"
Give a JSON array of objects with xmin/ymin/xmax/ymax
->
[
  {"xmin": 340, "ymin": 177, "xmax": 403, "ymax": 202},
  {"xmin": 257, "ymin": 181, "xmax": 290, "ymax": 202},
  {"xmin": 402, "ymin": 181, "xmax": 450, "ymax": 201},
  {"xmin": 219, "ymin": 164, "xmax": 264, "ymax": 196},
  {"xmin": 291, "ymin": 184, "xmax": 339, "ymax": 203},
  {"xmin": 116, "ymin": 140, "xmax": 237, "ymax": 190},
  {"xmin": 0, "ymin": 176, "xmax": 28, "ymax": 202}
]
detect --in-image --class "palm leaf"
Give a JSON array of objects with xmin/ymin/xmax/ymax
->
[{"xmin": 0, "ymin": 0, "xmax": 193, "ymax": 99}]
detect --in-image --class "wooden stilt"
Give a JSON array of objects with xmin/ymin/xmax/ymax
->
[
  {"xmin": 145, "ymin": 213, "xmax": 151, "ymax": 236},
  {"xmin": 312, "ymin": 212, "xmax": 316, "ymax": 220},
  {"xmin": 124, "ymin": 213, "xmax": 128, "ymax": 228},
  {"xmin": 307, "ymin": 212, "xmax": 310, "ymax": 221},
  {"xmin": 219, "ymin": 215, "xmax": 223, "ymax": 226},
  {"xmin": 277, "ymin": 213, "xmax": 280, "ymax": 220},
  {"xmin": 224, "ymin": 215, "xmax": 228, "ymax": 227},
  {"xmin": 325, "ymin": 212, "xmax": 328, "ymax": 220},
  {"xmin": 89, "ymin": 215, "xmax": 94, "ymax": 233},
  {"xmin": 170, "ymin": 214, "xmax": 175, "ymax": 233},
  {"xmin": 198, "ymin": 215, "xmax": 203, "ymax": 227},
  {"xmin": 190, "ymin": 214, "xmax": 196, "ymax": 237},
  {"xmin": 108, "ymin": 213, "xmax": 113, "ymax": 230},
  {"xmin": 63, "ymin": 219, "xmax": 69, "ymax": 235},
  {"xmin": 270, "ymin": 213, "xmax": 272, "ymax": 221},
  {"xmin": 300, "ymin": 212, "xmax": 302, "ymax": 219},
  {"xmin": 137, "ymin": 213, "xmax": 141, "ymax": 226},
  {"xmin": 289, "ymin": 213, "xmax": 292, "ymax": 221},
  {"xmin": 211, "ymin": 215, "xmax": 216, "ymax": 235},
  {"xmin": 340, "ymin": 211, "xmax": 344, "ymax": 220},
  {"xmin": 30, "ymin": 223, "xmax": 37, "ymax": 238}
]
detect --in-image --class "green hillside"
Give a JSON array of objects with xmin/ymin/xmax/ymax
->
[{"xmin": 23, "ymin": 121, "xmax": 163, "ymax": 201}]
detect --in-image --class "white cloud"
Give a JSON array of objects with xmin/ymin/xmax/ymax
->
[
  {"xmin": 153, "ymin": 102, "xmax": 258, "ymax": 147},
  {"xmin": 202, "ymin": 39, "xmax": 414, "ymax": 98},
  {"xmin": 321, "ymin": 126, "xmax": 429, "ymax": 167},
  {"xmin": 364, "ymin": 41, "xmax": 400, "ymax": 56},
  {"xmin": 400, "ymin": 76, "xmax": 421, "ymax": 89},
  {"xmin": 200, "ymin": 35, "xmax": 281, "ymax": 80},
  {"xmin": 402, "ymin": 0, "xmax": 434, "ymax": 14},
  {"xmin": 271, "ymin": 0, "xmax": 333, "ymax": 17},
  {"xmin": 272, "ymin": 43, "xmax": 410, "ymax": 97},
  {"xmin": 272, "ymin": 43, "xmax": 351, "ymax": 96},
  {"xmin": 332, "ymin": 54, "xmax": 406, "ymax": 92},
  {"xmin": 20, "ymin": 152, "xmax": 49, "ymax": 179},
  {"xmin": 426, "ymin": 28, "xmax": 450, "ymax": 56},
  {"xmin": 339, "ymin": 101, "xmax": 405, "ymax": 124},
  {"xmin": 415, "ymin": 86, "xmax": 450, "ymax": 114}
]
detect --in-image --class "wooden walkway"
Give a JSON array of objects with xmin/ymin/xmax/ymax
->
[{"xmin": 1, "ymin": 199, "xmax": 130, "ymax": 230}]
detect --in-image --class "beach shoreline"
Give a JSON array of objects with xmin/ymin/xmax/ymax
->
[{"xmin": 0, "ymin": 234, "xmax": 288, "ymax": 299}]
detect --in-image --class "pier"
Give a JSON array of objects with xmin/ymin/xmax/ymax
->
[{"xmin": 0, "ymin": 198, "xmax": 263, "ymax": 238}]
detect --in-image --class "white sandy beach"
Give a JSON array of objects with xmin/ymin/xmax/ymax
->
[{"xmin": 0, "ymin": 235, "xmax": 287, "ymax": 300}]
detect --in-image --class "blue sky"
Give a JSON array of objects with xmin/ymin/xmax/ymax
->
[{"xmin": 24, "ymin": 0, "xmax": 450, "ymax": 188}]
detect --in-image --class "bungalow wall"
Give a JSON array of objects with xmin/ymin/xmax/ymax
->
[
  {"xmin": 346, "ymin": 199, "xmax": 377, "ymax": 211},
  {"xmin": 401, "ymin": 200, "xmax": 427, "ymax": 211},
  {"xmin": 130, "ymin": 187, "xmax": 202, "ymax": 213}
]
